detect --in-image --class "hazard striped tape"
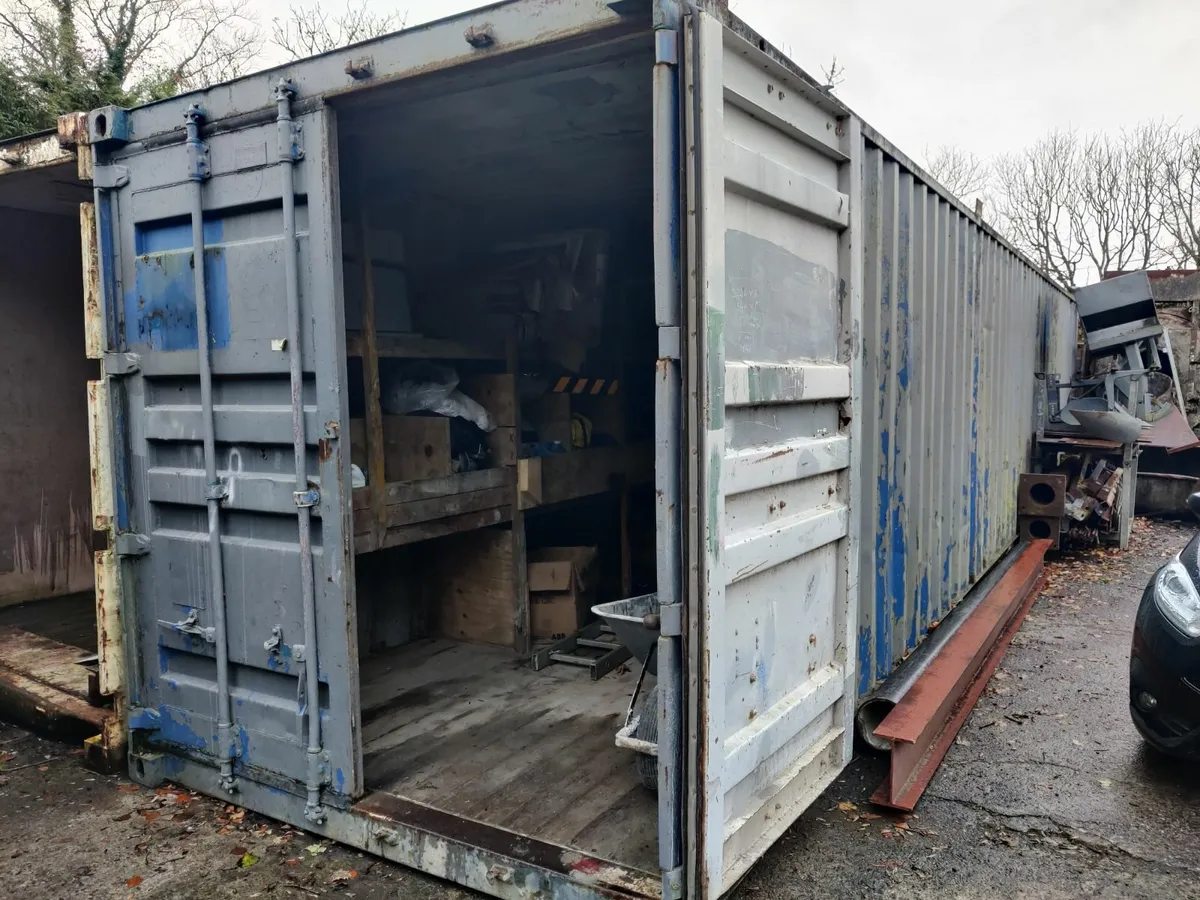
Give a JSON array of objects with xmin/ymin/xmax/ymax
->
[{"xmin": 552, "ymin": 376, "xmax": 619, "ymax": 395}]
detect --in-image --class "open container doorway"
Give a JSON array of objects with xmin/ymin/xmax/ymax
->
[{"xmin": 331, "ymin": 29, "xmax": 665, "ymax": 879}]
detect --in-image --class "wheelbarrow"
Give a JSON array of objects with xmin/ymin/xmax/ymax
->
[{"xmin": 592, "ymin": 593, "xmax": 661, "ymax": 790}]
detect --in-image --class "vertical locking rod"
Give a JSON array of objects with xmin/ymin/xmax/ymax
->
[
  {"xmin": 184, "ymin": 104, "xmax": 237, "ymax": 793},
  {"xmin": 274, "ymin": 80, "xmax": 325, "ymax": 824}
]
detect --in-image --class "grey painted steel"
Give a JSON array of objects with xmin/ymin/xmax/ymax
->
[
  {"xmin": 652, "ymin": 3, "xmax": 684, "ymax": 893},
  {"xmin": 855, "ymin": 136, "xmax": 1074, "ymax": 696},
  {"xmin": 102, "ymin": 99, "xmax": 360, "ymax": 803},
  {"xmin": 184, "ymin": 104, "xmax": 237, "ymax": 794},
  {"xmin": 854, "ymin": 541, "xmax": 1027, "ymax": 750},
  {"xmin": 274, "ymin": 80, "xmax": 326, "ymax": 824}
]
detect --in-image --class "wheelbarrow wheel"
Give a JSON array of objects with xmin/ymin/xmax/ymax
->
[{"xmin": 634, "ymin": 684, "xmax": 659, "ymax": 791}]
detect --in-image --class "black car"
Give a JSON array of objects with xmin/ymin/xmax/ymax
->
[{"xmin": 1130, "ymin": 495, "xmax": 1200, "ymax": 757}]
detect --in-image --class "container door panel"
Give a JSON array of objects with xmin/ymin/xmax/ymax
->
[
  {"xmin": 95, "ymin": 106, "xmax": 359, "ymax": 803},
  {"xmin": 683, "ymin": 14, "xmax": 861, "ymax": 897}
]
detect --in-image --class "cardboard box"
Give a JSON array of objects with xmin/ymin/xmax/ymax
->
[
  {"xmin": 528, "ymin": 546, "xmax": 598, "ymax": 639},
  {"xmin": 349, "ymin": 415, "xmax": 452, "ymax": 482}
]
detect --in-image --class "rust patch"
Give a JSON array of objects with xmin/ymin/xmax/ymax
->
[{"xmin": 318, "ymin": 438, "xmax": 334, "ymax": 463}]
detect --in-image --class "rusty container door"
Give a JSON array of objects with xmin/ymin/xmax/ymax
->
[
  {"xmin": 682, "ymin": 11, "xmax": 862, "ymax": 897},
  {"xmin": 89, "ymin": 96, "xmax": 359, "ymax": 817}
]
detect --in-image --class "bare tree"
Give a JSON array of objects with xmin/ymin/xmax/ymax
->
[
  {"xmin": 273, "ymin": 0, "xmax": 405, "ymax": 60},
  {"xmin": 1072, "ymin": 122, "xmax": 1169, "ymax": 276},
  {"xmin": 820, "ymin": 56, "xmax": 844, "ymax": 92},
  {"xmin": 0, "ymin": 0, "xmax": 261, "ymax": 102},
  {"xmin": 924, "ymin": 144, "xmax": 991, "ymax": 203},
  {"xmin": 1158, "ymin": 125, "xmax": 1200, "ymax": 267},
  {"xmin": 993, "ymin": 130, "xmax": 1086, "ymax": 287}
]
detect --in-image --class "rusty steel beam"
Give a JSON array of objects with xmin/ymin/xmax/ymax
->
[{"xmin": 872, "ymin": 539, "xmax": 1052, "ymax": 811}]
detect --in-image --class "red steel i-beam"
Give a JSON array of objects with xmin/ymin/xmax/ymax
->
[{"xmin": 872, "ymin": 539, "xmax": 1052, "ymax": 811}]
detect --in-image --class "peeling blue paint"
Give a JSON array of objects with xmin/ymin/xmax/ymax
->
[
  {"xmin": 156, "ymin": 706, "xmax": 208, "ymax": 751},
  {"xmin": 857, "ymin": 628, "xmax": 872, "ymax": 696},
  {"xmin": 335, "ymin": 768, "xmax": 345, "ymax": 793},
  {"xmin": 126, "ymin": 219, "xmax": 230, "ymax": 352}
]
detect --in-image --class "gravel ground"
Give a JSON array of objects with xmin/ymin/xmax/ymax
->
[{"xmin": 2, "ymin": 520, "xmax": 1198, "ymax": 899}]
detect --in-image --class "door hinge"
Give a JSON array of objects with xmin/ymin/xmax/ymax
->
[
  {"xmin": 663, "ymin": 866, "xmax": 684, "ymax": 900},
  {"xmin": 115, "ymin": 532, "xmax": 151, "ymax": 557},
  {"xmin": 659, "ymin": 602, "xmax": 683, "ymax": 637},
  {"xmin": 655, "ymin": 29, "xmax": 679, "ymax": 66},
  {"xmin": 103, "ymin": 352, "xmax": 140, "ymax": 377},
  {"xmin": 294, "ymin": 488, "xmax": 320, "ymax": 508},
  {"xmin": 658, "ymin": 326, "xmax": 681, "ymax": 361},
  {"xmin": 93, "ymin": 164, "xmax": 129, "ymax": 190}
]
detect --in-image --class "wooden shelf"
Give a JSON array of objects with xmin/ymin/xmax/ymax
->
[
  {"xmin": 352, "ymin": 444, "xmax": 652, "ymax": 555},
  {"xmin": 346, "ymin": 332, "xmax": 504, "ymax": 361}
]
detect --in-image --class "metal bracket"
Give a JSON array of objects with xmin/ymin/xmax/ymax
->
[
  {"xmin": 88, "ymin": 106, "xmax": 131, "ymax": 146},
  {"xmin": 464, "ymin": 23, "xmax": 496, "ymax": 48},
  {"xmin": 263, "ymin": 625, "xmax": 283, "ymax": 655},
  {"xmin": 128, "ymin": 707, "xmax": 162, "ymax": 731},
  {"xmin": 372, "ymin": 826, "xmax": 401, "ymax": 847},
  {"xmin": 294, "ymin": 488, "xmax": 320, "ymax": 508},
  {"xmin": 655, "ymin": 29, "xmax": 679, "ymax": 65},
  {"xmin": 159, "ymin": 610, "xmax": 216, "ymax": 643},
  {"xmin": 183, "ymin": 105, "xmax": 211, "ymax": 182},
  {"xmin": 205, "ymin": 480, "xmax": 229, "ymax": 502},
  {"xmin": 292, "ymin": 643, "xmax": 307, "ymax": 662},
  {"xmin": 662, "ymin": 866, "xmax": 684, "ymax": 900},
  {"xmin": 275, "ymin": 80, "xmax": 305, "ymax": 161},
  {"xmin": 93, "ymin": 164, "xmax": 130, "ymax": 190},
  {"xmin": 114, "ymin": 532, "xmax": 151, "ymax": 557},
  {"xmin": 658, "ymin": 326, "xmax": 681, "ymax": 361},
  {"xmin": 102, "ymin": 352, "xmax": 140, "ymax": 377},
  {"xmin": 659, "ymin": 602, "xmax": 683, "ymax": 637}
]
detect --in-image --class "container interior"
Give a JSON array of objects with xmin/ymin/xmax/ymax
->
[{"xmin": 333, "ymin": 31, "xmax": 662, "ymax": 875}]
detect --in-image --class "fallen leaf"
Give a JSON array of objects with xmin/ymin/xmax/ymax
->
[
  {"xmin": 861, "ymin": 813, "xmax": 882, "ymax": 821},
  {"xmin": 836, "ymin": 801, "xmax": 857, "ymax": 812},
  {"xmin": 231, "ymin": 846, "xmax": 248, "ymax": 856},
  {"xmin": 138, "ymin": 810, "xmax": 160, "ymax": 824},
  {"xmin": 218, "ymin": 826, "xmax": 233, "ymax": 836},
  {"xmin": 37, "ymin": 766, "xmax": 47, "ymax": 772},
  {"xmin": 238, "ymin": 852, "xmax": 258, "ymax": 869},
  {"xmin": 112, "ymin": 812, "xmax": 132, "ymax": 822},
  {"xmin": 119, "ymin": 784, "xmax": 141, "ymax": 793},
  {"xmin": 1099, "ymin": 778, "xmax": 1113, "ymax": 789},
  {"xmin": 330, "ymin": 870, "xmax": 358, "ymax": 882},
  {"xmin": 895, "ymin": 822, "xmax": 909, "ymax": 831},
  {"xmin": 284, "ymin": 858, "xmax": 301, "ymax": 866},
  {"xmin": 230, "ymin": 809, "xmax": 246, "ymax": 823},
  {"xmin": 173, "ymin": 810, "xmax": 196, "ymax": 822},
  {"xmin": 304, "ymin": 843, "xmax": 327, "ymax": 856},
  {"xmin": 872, "ymin": 859, "xmax": 903, "ymax": 869},
  {"xmin": 126, "ymin": 876, "xmax": 143, "ymax": 887}
]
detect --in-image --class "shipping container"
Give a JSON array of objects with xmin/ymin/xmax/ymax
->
[
  {"xmin": 853, "ymin": 135, "xmax": 1076, "ymax": 690},
  {"xmin": 69, "ymin": 1, "xmax": 1073, "ymax": 898}
]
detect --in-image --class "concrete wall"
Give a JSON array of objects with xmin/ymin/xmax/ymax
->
[{"xmin": 0, "ymin": 209, "xmax": 94, "ymax": 604}]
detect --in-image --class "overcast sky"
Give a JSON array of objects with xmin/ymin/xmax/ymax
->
[{"xmin": 254, "ymin": 0, "xmax": 1200, "ymax": 163}]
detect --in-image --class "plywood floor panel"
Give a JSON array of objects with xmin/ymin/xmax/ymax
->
[{"xmin": 360, "ymin": 639, "xmax": 659, "ymax": 874}]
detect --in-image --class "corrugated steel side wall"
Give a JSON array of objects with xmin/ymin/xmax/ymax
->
[
  {"xmin": 1040, "ymin": 290, "xmax": 1079, "ymax": 381},
  {"xmin": 856, "ymin": 137, "xmax": 1074, "ymax": 694}
]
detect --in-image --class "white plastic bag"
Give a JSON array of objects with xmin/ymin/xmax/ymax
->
[{"xmin": 381, "ymin": 363, "xmax": 495, "ymax": 432}]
